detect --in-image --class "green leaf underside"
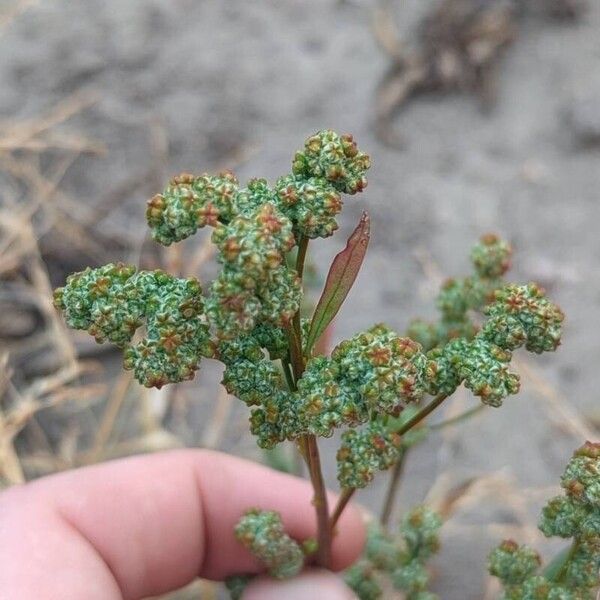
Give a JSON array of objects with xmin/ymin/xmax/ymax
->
[{"xmin": 305, "ymin": 211, "xmax": 370, "ymax": 355}]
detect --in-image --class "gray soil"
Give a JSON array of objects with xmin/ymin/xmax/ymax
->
[{"xmin": 1, "ymin": 1, "xmax": 600, "ymax": 598}]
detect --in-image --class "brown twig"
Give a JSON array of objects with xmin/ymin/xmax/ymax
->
[{"xmin": 329, "ymin": 487, "xmax": 356, "ymax": 533}]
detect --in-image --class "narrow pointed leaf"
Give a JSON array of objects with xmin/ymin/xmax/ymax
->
[{"xmin": 305, "ymin": 212, "xmax": 370, "ymax": 355}]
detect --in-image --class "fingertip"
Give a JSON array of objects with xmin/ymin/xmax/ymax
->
[{"xmin": 243, "ymin": 569, "xmax": 357, "ymax": 600}]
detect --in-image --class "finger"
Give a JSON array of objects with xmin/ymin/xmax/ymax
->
[
  {"xmin": 0, "ymin": 449, "xmax": 365, "ymax": 599},
  {"xmin": 243, "ymin": 569, "xmax": 358, "ymax": 600}
]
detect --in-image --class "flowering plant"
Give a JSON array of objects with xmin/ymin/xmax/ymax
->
[{"xmin": 54, "ymin": 130, "xmax": 573, "ymax": 597}]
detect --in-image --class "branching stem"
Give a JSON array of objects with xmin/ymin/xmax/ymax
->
[
  {"xmin": 395, "ymin": 393, "xmax": 448, "ymax": 436},
  {"xmin": 380, "ymin": 449, "xmax": 406, "ymax": 530},
  {"xmin": 285, "ymin": 236, "xmax": 332, "ymax": 568},
  {"xmin": 329, "ymin": 487, "xmax": 355, "ymax": 532}
]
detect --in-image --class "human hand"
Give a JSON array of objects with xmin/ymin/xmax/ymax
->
[{"xmin": 0, "ymin": 450, "xmax": 364, "ymax": 599}]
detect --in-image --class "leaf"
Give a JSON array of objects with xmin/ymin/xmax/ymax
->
[{"xmin": 305, "ymin": 211, "xmax": 370, "ymax": 355}]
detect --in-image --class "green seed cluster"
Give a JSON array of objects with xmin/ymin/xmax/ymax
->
[
  {"xmin": 427, "ymin": 337, "xmax": 520, "ymax": 407},
  {"xmin": 224, "ymin": 575, "xmax": 254, "ymax": 600},
  {"xmin": 291, "ymin": 129, "xmax": 371, "ymax": 195},
  {"xmin": 217, "ymin": 334, "xmax": 298, "ymax": 449},
  {"xmin": 489, "ymin": 540, "xmax": 541, "ymax": 586},
  {"xmin": 234, "ymin": 509, "xmax": 304, "ymax": 579},
  {"xmin": 407, "ymin": 234, "xmax": 512, "ymax": 352},
  {"xmin": 482, "ymin": 283, "xmax": 564, "ymax": 353},
  {"xmin": 53, "ymin": 264, "xmax": 211, "ymax": 388},
  {"xmin": 207, "ymin": 202, "xmax": 301, "ymax": 338},
  {"xmin": 344, "ymin": 561, "xmax": 383, "ymax": 600},
  {"xmin": 489, "ymin": 442, "xmax": 600, "ymax": 599},
  {"xmin": 337, "ymin": 423, "xmax": 403, "ymax": 489},
  {"xmin": 146, "ymin": 131, "xmax": 370, "ymax": 244},
  {"xmin": 346, "ymin": 506, "xmax": 441, "ymax": 600},
  {"xmin": 470, "ymin": 233, "xmax": 512, "ymax": 278},
  {"xmin": 275, "ymin": 175, "xmax": 343, "ymax": 239},
  {"xmin": 426, "ymin": 283, "xmax": 563, "ymax": 407},
  {"xmin": 296, "ymin": 325, "xmax": 430, "ymax": 438},
  {"xmin": 146, "ymin": 171, "xmax": 239, "ymax": 246}
]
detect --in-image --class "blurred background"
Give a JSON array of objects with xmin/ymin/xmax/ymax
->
[{"xmin": 0, "ymin": 0, "xmax": 599, "ymax": 598}]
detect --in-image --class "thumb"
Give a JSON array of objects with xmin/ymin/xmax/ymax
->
[{"xmin": 242, "ymin": 568, "xmax": 357, "ymax": 600}]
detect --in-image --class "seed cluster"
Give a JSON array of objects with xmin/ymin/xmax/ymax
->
[
  {"xmin": 426, "ymin": 283, "xmax": 563, "ymax": 407},
  {"xmin": 146, "ymin": 134, "xmax": 369, "ymax": 246},
  {"xmin": 489, "ymin": 442, "xmax": 600, "ymax": 598},
  {"xmin": 55, "ymin": 130, "xmax": 370, "ymax": 385},
  {"xmin": 337, "ymin": 423, "xmax": 403, "ymax": 489},
  {"xmin": 407, "ymin": 234, "xmax": 512, "ymax": 351},
  {"xmin": 234, "ymin": 509, "xmax": 304, "ymax": 580},
  {"xmin": 206, "ymin": 201, "xmax": 301, "ymax": 338},
  {"xmin": 54, "ymin": 264, "xmax": 211, "ymax": 388},
  {"xmin": 296, "ymin": 325, "xmax": 431, "ymax": 438},
  {"xmin": 345, "ymin": 506, "xmax": 442, "ymax": 600}
]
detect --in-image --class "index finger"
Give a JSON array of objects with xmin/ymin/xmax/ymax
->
[{"xmin": 0, "ymin": 449, "xmax": 365, "ymax": 599}]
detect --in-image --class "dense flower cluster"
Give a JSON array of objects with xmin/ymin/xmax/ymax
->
[
  {"xmin": 345, "ymin": 506, "xmax": 442, "ymax": 600},
  {"xmin": 148, "ymin": 131, "xmax": 370, "ymax": 248},
  {"xmin": 296, "ymin": 325, "xmax": 431, "ymax": 438},
  {"xmin": 426, "ymin": 283, "xmax": 563, "ymax": 407},
  {"xmin": 489, "ymin": 442, "xmax": 600, "ymax": 599},
  {"xmin": 56, "ymin": 129, "xmax": 370, "ymax": 381},
  {"xmin": 407, "ymin": 234, "xmax": 512, "ymax": 351},
  {"xmin": 146, "ymin": 171, "xmax": 239, "ymax": 246},
  {"xmin": 53, "ymin": 264, "xmax": 211, "ymax": 388},
  {"xmin": 206, "ymin": 201, "xmax": 301, "ymax": 338},
  {"xmin": 482, "ymin": 283, "xmax": 564, "ymax": 354},
  {"xmin": 144, "ymin": 130, "xmax": 370, "ymax": 340},
  {"xmin": 234, "ymin": 509, "xmax": 304, "ymax": 579},
  {"xmin": 291, "ymin": 129, "xmax": 371, "ymax": 195},
  {"xmin": 337, "ymin": 423, "xmax": 403, "ymax": 489}
]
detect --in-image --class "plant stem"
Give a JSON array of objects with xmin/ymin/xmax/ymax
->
[
  {"xmin": 287, "ymin": 236, "xmax": 332, "ymax": 568},
  {"xmin": 281, "ymin": 359, "xmax": 296, "ymax": 391},
  {"xmin": 379, "ymin": 399, "xmax": 481, "ymax": 529},
  {"xmin": 430, "ymin": 404, "xmax": 485, "ymax": 431},
  {"xmin": 295, "ymin": 235, "xmax": 309, "ymax": 279},
  {"xmin": 293, "ymin": 235, "xmax": 309, "ymax": 359},
  {"xmin": 395, "ymin": 394, "xmax": 448, "ymax": 436},
  {"xmin": 330, "ymin": 487, "xmax": 355, "ymax": 532},
  {"xmin": 305, "ymin": 433, "xmax": 332, "ymax": 568},
  {"xmin": 380, "ymin": 449, "xmax": 406, "ymax": 531}
]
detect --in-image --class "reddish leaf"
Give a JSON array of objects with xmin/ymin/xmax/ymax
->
[{"xmin": 305, "ymin": 212, "xmax": 370, "ymax": 355}]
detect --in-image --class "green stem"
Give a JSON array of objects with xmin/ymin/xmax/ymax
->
[
  {"xmin": 429, "ymin": 404, "xmax": 485, "ymax": 431},
  {"xmin": 287, "ymin": 236, "xmax": 332, "ymax": 568},
  {"xmin": 281, "ymin": 359, "xmax": 296, "ymax": 391},
  {"xmin": 395, "ymin": 394, "xmax": 448, "ymax": 436},
  {"xmin": 380, "ymin": 449, "xmax": 407, "ymax": 530},
  {"xmin": 295, "ymin": 235, "xmax": 309, "ymax": 279}
]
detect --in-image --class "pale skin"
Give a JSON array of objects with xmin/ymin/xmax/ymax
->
[{"xmin": 0, "ymin": 450, "xmax": 364, "ymax": 599}]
